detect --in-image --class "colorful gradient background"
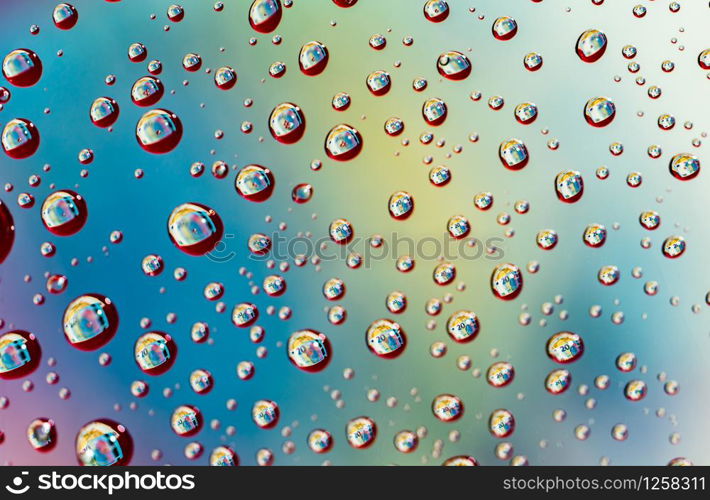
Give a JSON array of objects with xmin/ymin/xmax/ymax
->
[{"xmin": 0, "ymin": 0, "xmax": 708, "ymax": 466}]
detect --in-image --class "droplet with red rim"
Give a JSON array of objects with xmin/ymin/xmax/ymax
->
[
  {"xmin": 63, "ymin": 293, "xmax": 119, "ymax": 350},
  {"xmin": 0, "ymin": 330, "xmax": 41, "ymax": 379},
  {"xmin": 134, "ymin": 331, "xmax": 177, "ymax": 375},
  {"xmin": 135, "ymin": 109, "xmax": 182, "ymax": 153},
  {"xmin": 2, "ymin": 118, "xmax": 40, "ymax": 159},
  {"xmin": 41, "ymin": 190, "xmax": 87, "ymax": 236},
  {"xmin": 2, "ymin": 49, "xmax": 42, "ymax": 87}
]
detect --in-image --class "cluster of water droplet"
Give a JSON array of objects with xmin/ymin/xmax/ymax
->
[{"xmin": 0, "ymin": 0, "xmax": 704, "ymax": 468}]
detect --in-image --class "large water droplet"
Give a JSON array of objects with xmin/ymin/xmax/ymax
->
[
  {"xmin": 2, "ymin": 49, "xmax": 42, "ymax": 87},
  {"xmin": 422, "ymin": 97, "xmax": 447, "ymax": 126},
  {"xmin": 135, "ymin": 331, "xmax": 177, "ymax": 375},
  {"xmin": 324, "ymin": 124, "xmax": 362, "ymax": 161},
  {"xmin": 268, "ymin": 102, "xmax": 305, "ymax": 144},
  {"xmin": 167, "ymin": 202, "xmax": 223, "ymax": 256},
  {"xmin": 346, "ymin": 416, "xmax": 376, "ymax": 448},
  {"xmin": 131, "ymin": 76, "xmax": 164, "ymax": 107},
  {"xmin": 423, "ymin": 0, "xmax": 449, "ymax": 22},
  {"xmin": 491, "ymin": 263, "xmax": 523, "ymax": 300},
  {"xmin": 40, "ymin": 189, "xmax": 87, "ymax": 236},
  {"xmin": 555, "ymin": 170, "xmax": 584, "ymax": 203},
  {"xmin": 135, "ymin": 109, "xmax": 183, "ymax": 153},
  {"xmin": 287, "ymin": 329, "xmax": 331, "ymax": 372},
  {"xmin": 299, "ymin": 41, "xmax": 329, "ymax": 76},
  {"xmin": 366, "ymin": 318, "xmax": 406, "ymax": 358},
  {"xmin": 436, "ymin": 51, "xmax": 471, "ymax": 80},
  {"xmin": 546, "ymin": 331, "xmax": 584, "ymax": 363},
  {"xmin": 668, "ymin": 153, "xmax": 700, "ymax": 181},
  {"xmin": 576, "ymin": 29, "xmax": 607, "ymax": 62},
  {"xmin": 76, "ymin": 419, "xmax": 132, "ymax": 466},
  {"xmin": 492, "ymin": 17, "xmax": 517, "ymax": 40},
  {"xmin": 2, "ymin": 118, "xmax": 40, "ymax": 159},
  {"xmin": 90, "ymin": 96, "xmax": 120, "ymax": 127},
  {"xmin": 498, "ymin": 138, "xmax": 528, "ymax": 170},
  {"xmin": 249, "ymin": 0, "xmax": 282, "ymax": 33},
  {"xmin": 584, "ymin": 96, "xmax": 615, "ymax": 127},
  {"xmin": 235, "ymin": 165, "xmax": 275, "ymax": 202},
  {"xmin": 53, "ymin": 3, "xmax": 79, "ymax": 30},
  {"xmin": 63, "ymin": 293, "xmax": 119, "ymax": 350},
  {"xmin": 0, "ymin": 330, "xmax": 41, "ymax": 379}
]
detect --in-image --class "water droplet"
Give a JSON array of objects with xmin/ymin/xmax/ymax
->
[
  {"xmin": 432, "ymin": 394, "xmax": 463, "ymax": 422},
  {"xmin": 639, "ymin": 210, "xmax": 660, "ymax": 230},
  {"xmin": 499, "ymin": 138, "xmax": 529, "ymax": 169},
  {"xmin": 443, "ymin": 455, "xmax": 478, "ymax": 466},
  {"xmin": 41, "ymin": 190, "xmax": 87, "ymax": 236},
  {"xmin": 598, "ymin": 265, "xmax": 620, "ymax": 286},
  {"xmin": 167, "ymin": 4, "xmax": 184, "ymax": 22},
  {"xmin": 210, "ymin": 446, "xmax": 238, "ymax": 466},
  {"xmin": 524, "ymin": 52, "xmax": 543, "ymax": 71},
  {"xmin": 128, "ymin": 42, "xmax": 147, "ymax": 63},
  {"xmin": 252, "ymin": 399, "xmax": 280, "ymax": 428},
  {"xmin": 212, "ymin": 66, "xmax": 236, "ymax": 90},
  {"xmin": 491, "ymin": 263, "xmax": 523, "ymax": 300},
  {"xmin": 182, "ymin": 53, "xmax": 202, "ymax": 72},
  {"xmin": 555, "ymin": 170, "xmax": 584, "ymax": 203},
  {"xmin": 437, "ymin": 51, "xmax": 471, "ymax": 80},
  {"xmin": 135, "ymin": 109, "xmax": 183, "ymax": 153},
  {"xmin": 489, "ymin": 409, "xmax": 515, "ymax": 437},
  {"xmin": 423, "ymin": 0, "xmax": 449, "ymax": 22},
  {"xmin": 346, "ymin": 416, "xmax": 376, "ymax": 448},
  {"xmin": 536, "ymin": 229, "xmax": 558, "ymax": 250},
  {"xmin": 662, "ymin": 235, "xmax": 685, "ymax": 258},
  {"xmin": 0, "ymin": 200, "xmax": 15, "ymax": 263},
  {"xmin": 269, "ymin": 102, "xmax": 305, "ymax": 144},
  {"xmin": 135, "ymin": 331, "xmax": 176, "ymax": 375},
  {"xmin": 76, "ymin": 419, "xmax": 132, "ymax": 465},
  {"xmin": 668, "ymin": 153, "xmax": 700, "ymax": 180},
  {"xmin": 584, "ymin": 96, "xmax": 615, "ymax": 127},
  {"xmin": 324, "ymin": 124, "xmax": 362, "ymax": 160},
  {"xmin": 249, "ymin": 0, "xmax": 282, "ymax": 33},
  {"xmin": 366, "ymin": 70, "xmax": 391, "ymax": 95},
  {"xmin": 90, "ymin": 96, "xmax": 120, "ymax": 127},
  {"xmin": 366, "ymin": 318, "xmax": 406, "ymax": 358},
  {"xmin": 291, "ymin": 183, "xmax": 313, "ymax": 203},
  {"xmin": 2, "ymin": 118, "xmax": 40, "ymax": 159},
  {"xmin": 288, "ymin": 330, "xmax": 331, "ymax": 372},
  {"xmin": 0, "ymin": 330, "xmax": 41, "ymax": 379},
  {"xmin": 546, "ymin": 331, "xmax": 584, "ymax": 363},
  {"xmin": 53, "ymin": 3, "xmax": 79, "ymax": 30},
  {"xmin": 422, "ymin": 97, "xmax": 447, "ymax": 126},
  {"xmin": 28, "ymin": 418, "xmax": 57, "ymax": 452},
  {"xmin": 232, "ymin": 302, "xmax": 259, "ymax": 327},
  {"xmin": 576, "ymin": 29, "xmax": 607, "ymax": 62},
  {"xmin": 235, "ymin": 165, "xmax": 274, "ymax": 202},
  {"xmin": 299, "ymin": 41, "xmax": 329, "ymax": 76},
  {"xmin": 369, "ymin": 34, "xmax": 386, "ymax": 50},
  {"xmin": 2, "ymin": 49, "xmax": 42, "ymax": 87},
  {"xmin": 624, "ymin": 380, "xmax": 647, "ymax": 401},
  {"xmin": 492, "ymin": 17, "xmax": 517, "ymax": 40},
  {"xmin": 171, "ymin": 404, "xmax": 202, "ymax": 436},
  {"xmin": 388, "ymin": 191, "xmax": 414, "ymax": 220},
  {"xmin": 308, "ymin": 429, "xmax": 333, "ymax": 453},
  {"xmin": 167, "ymin": 202, "xmax": 223, "ymax": 256},
  {"xmin": 63, "ymin": 294, "xmax": 119, "ymax": 350},
  {"xmin": 446, "ymin": 310, "xmax": 479, "ymax": 343},
  {"xmin": 545, "ymin": 369, "xmax": 571, "ymax": 394}
]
